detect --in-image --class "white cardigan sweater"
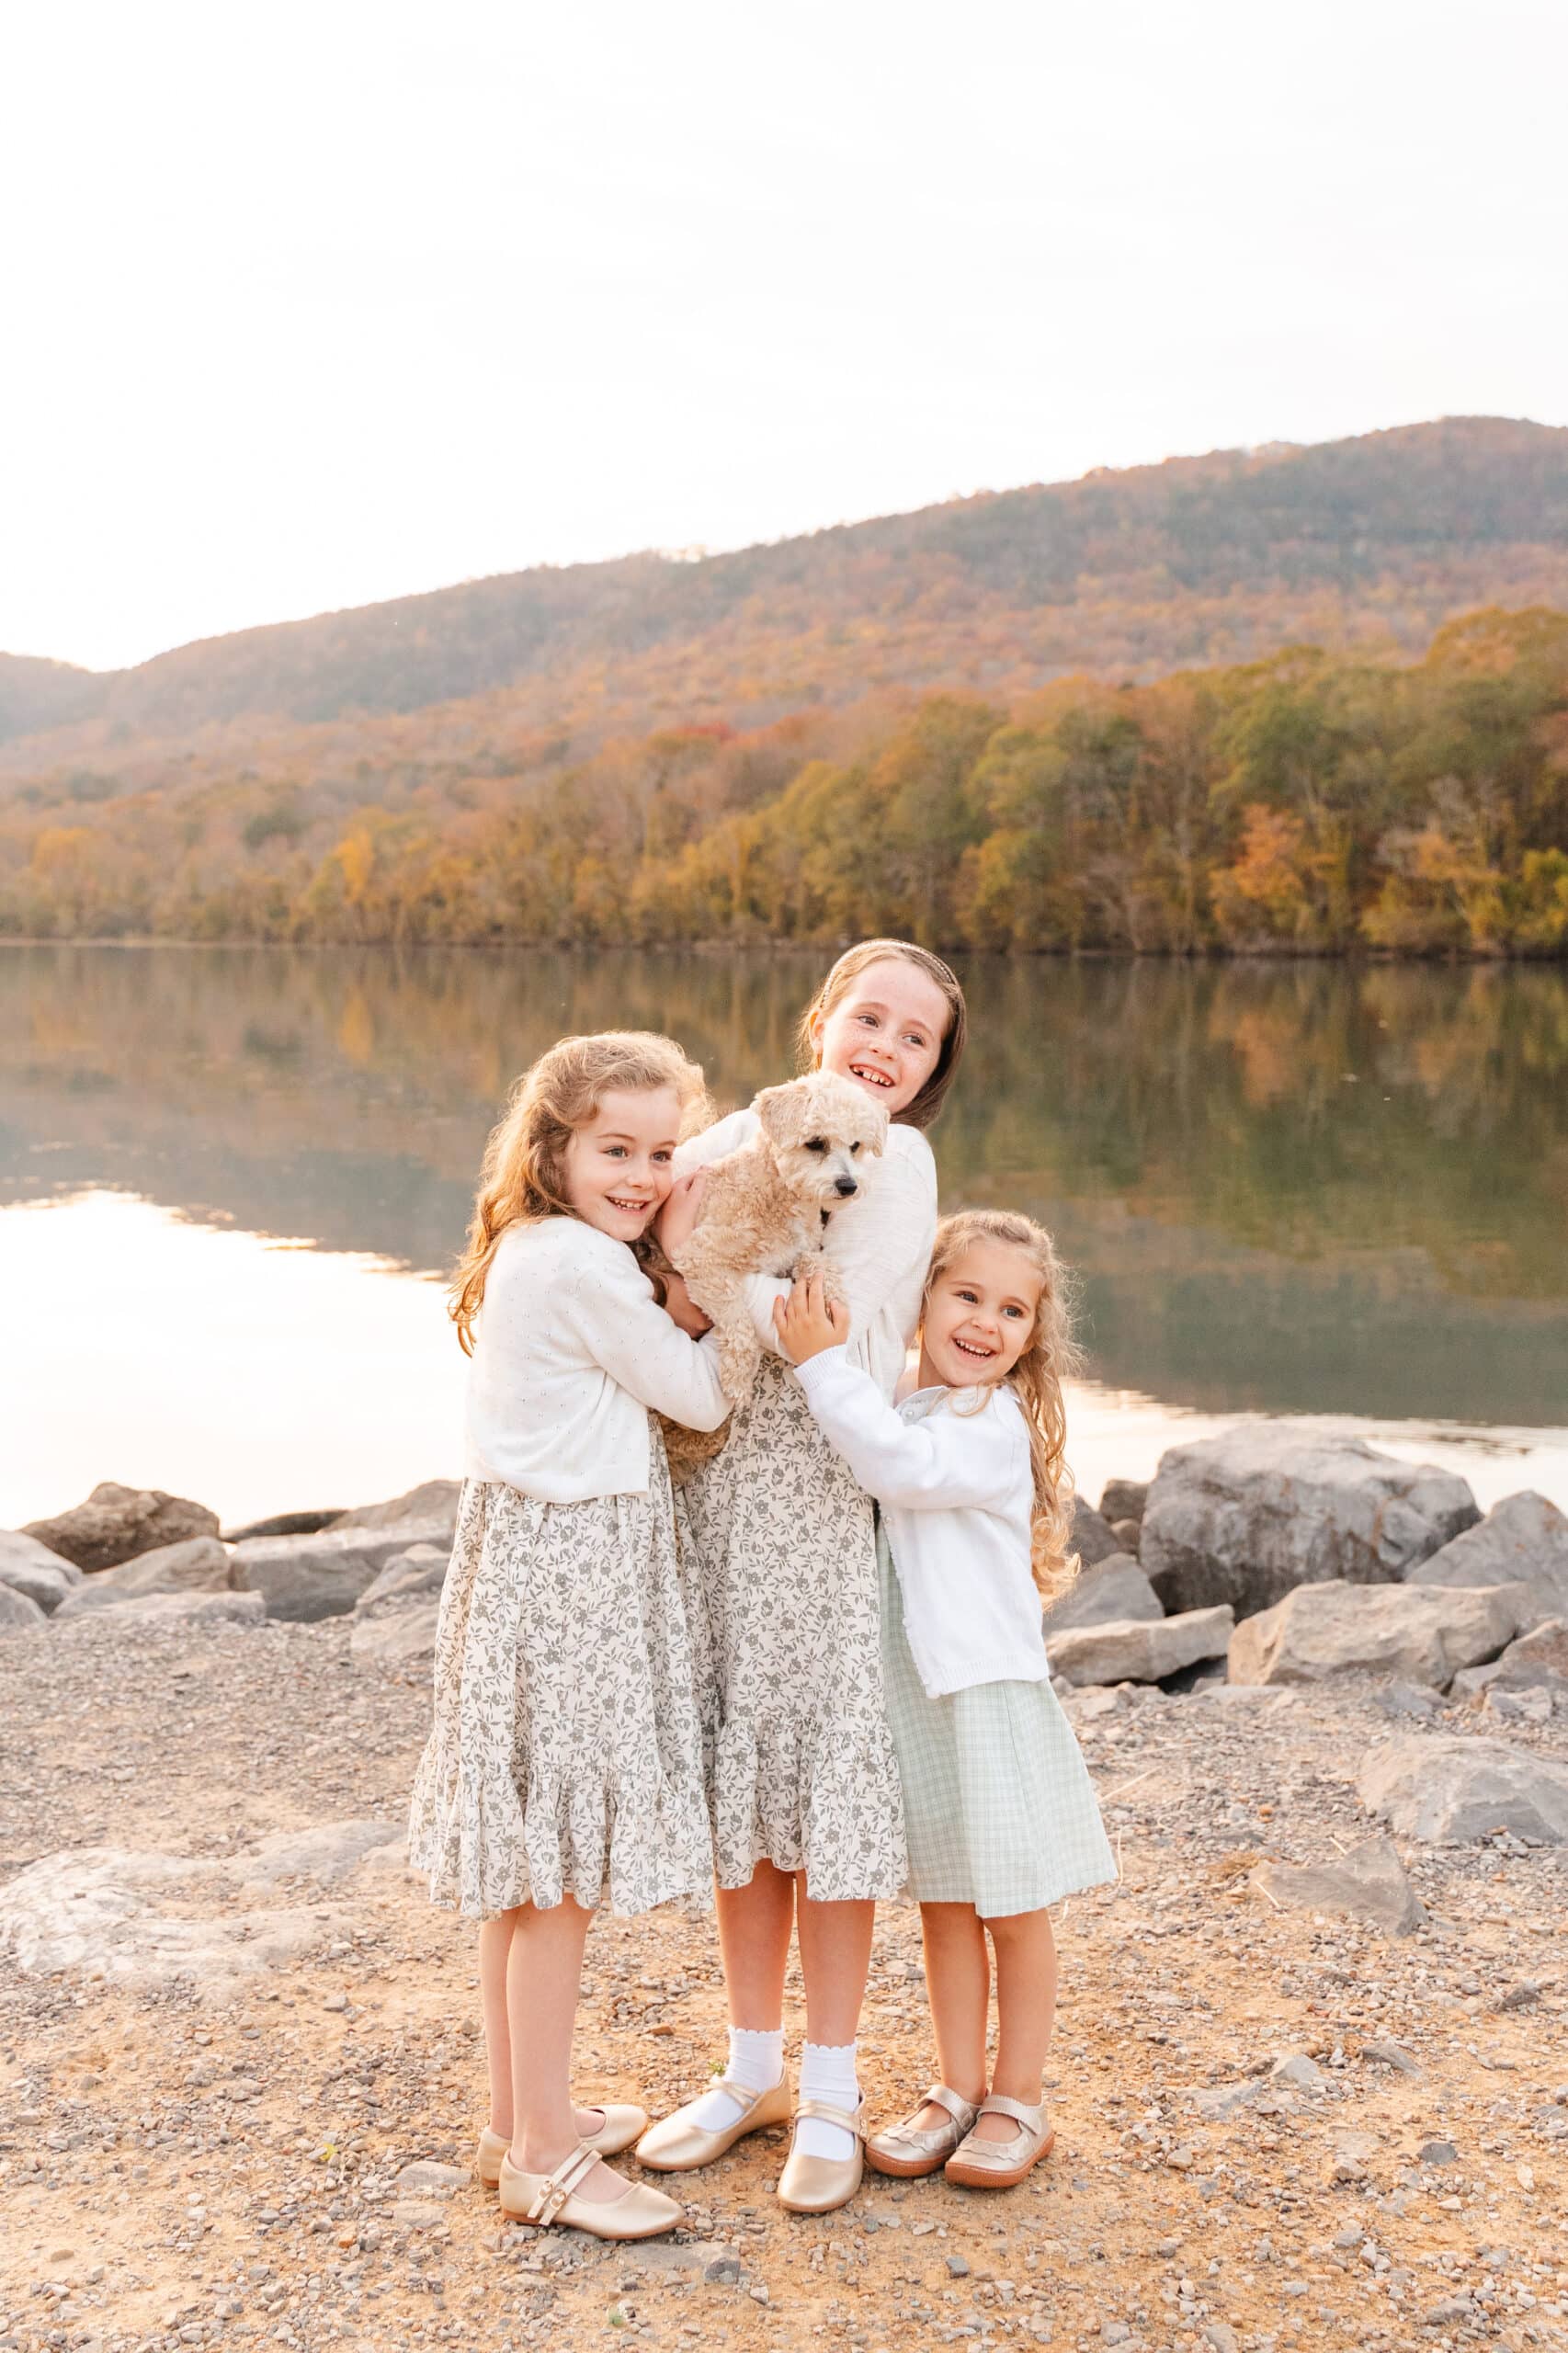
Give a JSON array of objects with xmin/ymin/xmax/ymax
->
[
  {"xmin": 794, "ymin": 1347, "xmax": 1049, "ymax": 1699},
  {"xmin": 464, "ymin": 1219, "xmax": 730, "ymax": 1502},
  {"xmin": 673, "ymin": 1108, "xmax": 937, "ymax": 1403}
]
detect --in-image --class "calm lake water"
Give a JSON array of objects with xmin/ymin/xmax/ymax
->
[{"xmin": 3, "ymin": 943, "xmax": 1566, "ymax": 1529}]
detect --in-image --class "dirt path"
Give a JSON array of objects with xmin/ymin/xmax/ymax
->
[{"xmin": 2, "ymin": 1616, "xmax": 1565, "ymax": 2353}]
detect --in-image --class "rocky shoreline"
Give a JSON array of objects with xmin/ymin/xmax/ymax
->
[{"xmin": 3, "ymin": 1424, "xmax": 1566, "ymax": 2353}]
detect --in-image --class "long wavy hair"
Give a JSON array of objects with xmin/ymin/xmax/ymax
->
[
  {"xmin": 922, "ymin": 1208, "xmax": 1083, "ymax": 1606},
  {"xmin": 795, "ymin": 938, "xmax": 967, "ymax": 1131},
  {"xmin": 450, "ymin": 1030, "xmax": 710, "ymax": 1354}
]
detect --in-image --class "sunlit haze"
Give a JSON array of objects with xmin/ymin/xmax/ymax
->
[{"xmin": 4, "ymin": 0, "xmax": 1566, "ymax": 672}]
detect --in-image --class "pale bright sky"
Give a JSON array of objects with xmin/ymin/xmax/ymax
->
[{"xmin": 3, "ymin": 0, "xmax": 1565, "ymax": 674}]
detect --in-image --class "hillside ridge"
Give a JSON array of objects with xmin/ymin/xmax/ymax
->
[{"xmin": 4, "ymin": 415, "xmax": 1566, "ymax": 751}]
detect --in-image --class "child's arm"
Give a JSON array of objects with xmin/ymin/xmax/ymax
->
[
  {"xmin": 775, "ymin": 1275, "xmax": 1021, "ymax": 1512},
  {"xmin": 561, "ymin": 1245, "xmax": 731, "ymax": 1432}
]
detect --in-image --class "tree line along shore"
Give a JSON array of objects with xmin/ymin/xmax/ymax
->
[{"xmin": 4, "ymin": 607, "xmax": 1566, "ymax": 959}]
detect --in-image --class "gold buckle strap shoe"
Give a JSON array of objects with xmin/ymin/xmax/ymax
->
[
  {"xmin": 944, "ymin": 2094, "xmax": 1056, "ymax": 2189},
  {"xmin": 866, "ymin": 2084, "xmax": 981, "ymax": 2179},
  {"xmin": 477, "ymin": 2104, "xmax": 649, "ymax": 2187},
  {"xmin": 777, "ymin": 2098, "xmax": 865, "ymax": 2213},
  {"xmin": 498, "ymin": 2143, "xmax": 682, "ymax": 2240},
  {"xmin": 634, "ymin": 2074, "xmax": 792, "ymax": 2173}
]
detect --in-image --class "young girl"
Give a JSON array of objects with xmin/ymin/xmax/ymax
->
[
  {"xmin": 407, "ymin": 1031, "xmax": 730, "ymax": 2242},
  {"xmin": 636, "ymin": 940, "xmax": 966, "ymax": 2213},
  {"xmin": 774, "ymin": 1209, "xmax": 1116, "ymax": 2188}
]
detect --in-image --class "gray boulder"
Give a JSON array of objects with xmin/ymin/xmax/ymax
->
[
  {"xmin": 0, "ymin": 1584, "xmax": 48, "ymax": 1629},
  {"xmin": 1450, "ymin": 1619, "xmax": 1568, "ymax": 1701},
  {"xmin": 0, "ymin": 1530, "xmax": 85, "ymax": 1614},
  {"xmin": 1044, "ymin": 1553, "xmax": 1162, "ymax": 1632},
  {"xmin": 1099, "ymin": 1478, "xmax": 1148, "ymax": 1529},
  {"xmin": 221, "ymin": 1508, "xmax": 347, "ymax": 1542},
  {"xmin": 355, "ymin": 1543, "xmax": 449, "ymax": 1617},
  {"xmin": 239, "ymin": 1820, "xmax": 403, "ymax": 1888},
  {"xmin": 350, "ymin": 1602, "xmax": 440, "ymax": 1673},
  {"xmin": 55, "ymin": 1589, "xmax": 267, "ymax": 1628},
  {"xmin": 1141, "ymin": 1427, "xmax": 1479, "ymax": 1618},
  {"xmin": 232, "ymin": 1518, "xmax": 453, "ymax": 1621},
  {"xmin": 1229, "ymin": 1580, "xmax": 1528, "ymax": 1690},
  {"xmin": 93, "ymin": 1536, "xmax": 234, "ymax": 1596},
  {"xmin": 21, "ymin": 1483, "xmax": 221, "ymax": 1574},
  {"xmin": 1048, "ymin": 1605, "xmax": 1233, "ymax": 1688},
  {"xmin": 1404, "ymin": 1493, "xmax": 1568, "ymax": 1630},
  {"xmin": 1360, "ymin": 1735, "xmax": 1568, "ymax": 1845},
  {"xmin": 334, "ymin": 1480, "xmax": 461, "ymax": 1536},
  {"xmin": 1251, "ymin": 1835, "xmax": 1426, "ymax": 1936},
  {"xmin": 1070, "ymin": 1496, "xmax": 1123, "ymax": 1570}
]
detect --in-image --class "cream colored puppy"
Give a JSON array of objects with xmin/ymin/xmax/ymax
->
[{"xmin": 673, "ymin": 1070, "xmax": 888, "ymax": 1407}]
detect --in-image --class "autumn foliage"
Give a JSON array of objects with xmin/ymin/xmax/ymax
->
[{"xmin": 2, "ymin": 605, "xmax": 1565, "ymax": 958}]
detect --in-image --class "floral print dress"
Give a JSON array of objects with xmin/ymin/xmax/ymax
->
[
  {"xmin": 676, "ymin": 1356, "xmax": 907, "ymax": 1900},
  {"xmin": 407, "ymin": 1432, "xmax": 712, "ymax": 1920},
  {"xmin": 668, "ymin": 1109, "xmax": 939, "ymax": 1904}
]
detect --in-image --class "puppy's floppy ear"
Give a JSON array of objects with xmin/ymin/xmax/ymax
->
[
  {"xmin": 860, "ymin": 1098, "xmax": 890, "ymax": 1154},
  {"xmin": 755, "ymin": 1082, "xmax": 804, "ymax": 1148}
]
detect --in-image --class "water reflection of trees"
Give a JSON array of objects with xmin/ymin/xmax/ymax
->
[{"xmin": 4, "ymin": 945, "xmax": 1566, "ymax": 1419}]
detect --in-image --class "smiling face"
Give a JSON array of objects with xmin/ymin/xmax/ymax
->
[
  {"xmin": 919, "ymin": 1237, "xmax": 1045, "ymax": 1391},
  {"xmin": 811, "ymin": 956, "xmax": 950, "ymax": 1119},
  {"xmin": 561, "ymin": 1085, "xmax": 683, "ymax": 1243}
]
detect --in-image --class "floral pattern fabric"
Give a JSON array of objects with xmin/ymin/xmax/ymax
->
[
  {"xmin": 407, "ymin": 1436, "xmax": 711, "ymax": 1919},
  {"xmin": 676, "ymin": 1356, "xmax": 908, "ymax": 1902}
]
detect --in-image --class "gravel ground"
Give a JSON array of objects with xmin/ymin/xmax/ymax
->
[{"xmin": 2, "ymin": 1616, "xmax": 1566, "ymax": 2353}]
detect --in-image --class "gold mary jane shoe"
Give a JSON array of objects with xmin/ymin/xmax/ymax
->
[
  {"xmin": 865, "ymin": 2084, "xmax": 981, "ymax": 2179},
  {"xmin": 476, "ymin": 2104, "xmax": 649, "ymax": 2188},
  {"xmin": 498, "ymin": 2143, "xmax": 681, "ymax": 2241},
  {"xmin": 634, "ymin": 2074, "xmax": 792, "ymax": 2173},
  {"xmin": 776, "ymin": 2098, "xmax": 866, "ymax": 2214},
  {"xmin": 944, "ymin": 2094, "xmax": 1056, "ymax": 2190}
]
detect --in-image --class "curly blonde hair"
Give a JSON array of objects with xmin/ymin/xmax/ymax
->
[
  {"xmin": 450, "ymin": 1030, "xmax": 710, "ymax": 1354},
  {"xmin": 923, "ymin": 1208, "xmax": 1083, "ymax": 1606},
  {"xmin": 795, "ymin": 938, "xmax": 968, "ymax": 1131}
]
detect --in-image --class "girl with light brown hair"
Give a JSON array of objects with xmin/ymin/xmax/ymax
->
[
  {"xmin": 773, "ymin": 1207, "xmax": 1115, "ymax": 2192},
  {"xmin": 409, "ymin": 1030, "xmax": 730, "ymax": 2243},
  {"xmin": 635, "ymin": 939, "xmax": 966, "ymax": 2212}
]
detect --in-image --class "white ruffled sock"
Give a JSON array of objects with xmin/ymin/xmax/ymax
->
[
  {"xmin": 794, "ymin": 2039, "xmax": 861, "ymax": 2162},
  {"xmin": 685, "ymin": 2025, "xmax": 785, "ymax": 2132}
]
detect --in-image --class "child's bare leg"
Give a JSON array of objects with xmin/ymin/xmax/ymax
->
[
  {"xmin": 974, "ymin": 1906, "xmax": 1057, "ymax": 2140},
  {"xmin": 484, "ymin": 1906, "xmax": 619, "ymax": 2143},
  {"xmin": 506, "ymin": 1898, "xmax": 629, "ymax": 2203},
  {"xmin": 907, "ymin": 1902, "xmax": 989, "ymax": 2126},
  {"xmin": 796, "ymin": 1885, "xmax": 875, "ymax": 2046},
  {"xmin": 717, "ymin": 1861, "xmax": 796, "ymax": 2029},
  {"xmin": 480, "ymin": 1911, "xmax": 519, "ymax": 2137}
]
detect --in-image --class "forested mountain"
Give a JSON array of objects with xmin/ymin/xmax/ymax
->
[
  {"xmin": 3, "ymin": 417, "xmax": 1566, "ymax": 957},
  {"xmin": 5, "ymin": 606, "xmax": 1566, "ymax": 957},
  {"xmin": 5, "ymin": 415, "xmax": 1568, "ymax": 754}
]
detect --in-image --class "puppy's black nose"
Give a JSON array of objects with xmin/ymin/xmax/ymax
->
[{"xmin": 834, "ymin": 1176, "xmax": 858, "ymax": 1198}]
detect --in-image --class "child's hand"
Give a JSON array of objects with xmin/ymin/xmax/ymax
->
[
  {"xmin": 662, "ymin": 1271, "xmax": 713, "ymax": 1338},
  {"xmin": 655, "ymin": 1169, "xmax": 708, "ymax": 1258},
  {"xmin": 773, "ymin": 1271, "xmax": 849, "ymax": 1364}
]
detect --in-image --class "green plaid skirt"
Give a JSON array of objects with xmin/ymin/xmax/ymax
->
[{"xmin": 878, "ymin": 1524, "xmax": 1117, "ymax": 1917}]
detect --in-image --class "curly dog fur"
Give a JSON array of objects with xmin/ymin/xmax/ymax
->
[{"xmin": 659, "ymin": 1072, "xmax": 888, "ymax": 1476}]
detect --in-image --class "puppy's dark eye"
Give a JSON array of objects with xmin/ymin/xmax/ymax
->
[
  {"xmin": 849, "ymin": 1142, "xmax": 861, "ymax": 1155},
  {"xmin": 803, "ymin": 1138, "xmax": 827, "ymax": 1154}
]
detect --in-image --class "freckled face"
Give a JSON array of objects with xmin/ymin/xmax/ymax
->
[
  {"xmin": 811, "ymin": 958, "xmax": 950, "ymax": 1118},
  {"xmin": 919, "ymin": 1240, "xmax": 1043, "ymax": 1390},
  {"xmin": 562, "ymin": 1086, "xmax": 682, "ymax": 1242}
]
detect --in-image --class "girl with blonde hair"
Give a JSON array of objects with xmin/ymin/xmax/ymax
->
[
  {"xmin": 408, "ymin": 1030, "xmax": 730, "ymax": 2242},
  {"xmin": 637, "ymin": 939, "xmax": 966, "ymax": 2212},
  {"xmin": 774, "ymin": 1206, "xmax": 1115, "ymax": 2192}
]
